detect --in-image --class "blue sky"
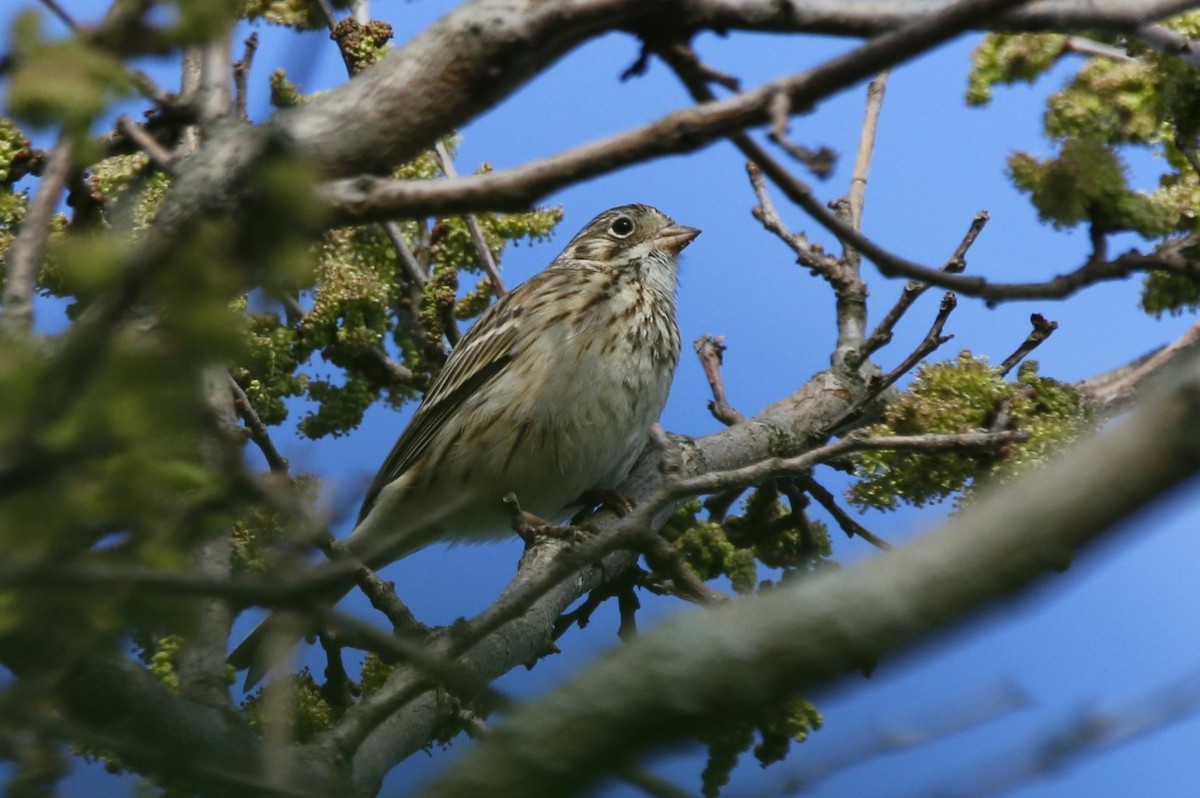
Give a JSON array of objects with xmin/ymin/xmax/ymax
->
[{"xmin": 5, "ymin": 2, "xmax": 1200, "ymax": 796}]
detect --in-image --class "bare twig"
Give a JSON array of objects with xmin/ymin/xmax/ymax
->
[
  {"xmin": 802, "ymin": 476, "xmax": 893, "ymax": 550},
  {"xmin": 384, "ymin": 221, "xmax": 429, "ymax": 288},
  {"xmin": 944, "ymin": 210, "xmax": 990, "ymax": 274},
  {"xmin": 233, "ymin": 32, "xmax": 260, "ymax": 120},
  {"xmin": 38, "ymin": 0, "xmax": 82, "ymax": 33},
  {"xmin": 640, "ymin": 534, "xmax": 730, "ymax": 605},
  {"xmin": 767, "ymin": 89, "xmax": 837, "ymax": 178},
  {"xmin": 873, "ymin": 292, "xmax": 957, "ymax": 396},
  {"xmin": 747, "ymin": 161, "xmax": 841, "ymax": 277},
  {"xmin": 997, "ymin": 313, "xmax": 1059, "ymax": 377},
  {"xmin": 433, "ymin": 141, "xmax": 508, "ymax": 297},
  {"xmin": 694, "ymin": 335, "xmax": 744, "ymax": 425},
  {"xmin": 662, "ymin": 429, "xmax": 1028, "ymax": 510},
  {"xmin": 851, "ymin": 211, "xmax": 989, "ymax": 368},
  {"xmin": 320, "ymin": 539, "xmax": 427, "ymax": 637},
  {"xmin": 847, "ymin": 70, "xmax": 889, "ymax": 235},
  {"xmin": 229, "ymin": 376, "xmax": 290, "ymax": 473},
  {"xmin": 754, "ymin": 683, "xmax": 1030, "ymax": 796},
  {"xmin": 312, "ymin": 0, "xmax": 339, "ymax": 31},
  {"xmin": 1062, "ymin": 35, "xmax": 1136, "ymax": 61},
  {"xmin": 924, "ymin": 666, "xmax": 1200, "ymax": 798},
  {"xmin": 3, "ymin": 136, "xmax": 72, "ymax": 336}
]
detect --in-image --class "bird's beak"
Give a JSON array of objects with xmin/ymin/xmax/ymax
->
[{"xmin": 654, "ymin": 224, "xmax": 701, "ymax": 254}]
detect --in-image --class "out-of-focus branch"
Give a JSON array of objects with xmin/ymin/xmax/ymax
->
[
  {"xmin": 1079, "ymin": 319, "xmax": 1200, "ymax": 409},
  {"xmin": 847, "ymin": 71, "xmax": 889, "ymax": 235},
  {"xmin": 924, "ymin": 666, "xmax": 1200, "ymax": 798},
  {"xmin": 2, "ymin": 135, "xmax": 71, "ymax": 336},
  {"xmin": 433, "ymin": 141, "xmax": 507, "ymax": 296},
  {"xmin": 758, "ymin": 682, "xmax": 1030, "ymax": 795}
]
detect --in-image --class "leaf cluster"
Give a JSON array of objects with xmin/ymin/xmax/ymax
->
[
  {"xmin": 969, "ymin": 17, "xmax": 1200, "ymax": 315},
  {"xmin": 849, "ymin": 352, "xmax": 1095, "ymax": 511}
]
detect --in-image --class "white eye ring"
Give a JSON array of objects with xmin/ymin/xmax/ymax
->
[{"xmin": 609, "ymin": 217, "xmax": 635, "ymax": 238}]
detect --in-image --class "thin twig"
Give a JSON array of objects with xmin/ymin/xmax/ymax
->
[
  {"xmin": 767, "ymin": 89, "xmax": 837, "ymax": 179},
  {"xmin": 944, "ymin": 210, "xmax": 990, "ymax": 274},
  {"xmin": 802, "ymin": 476, "xmax": 893, "ymax": 550},
  {"xmin": 433, "ymin": 141, "xmax": 508, "ymax": 297},
  {"xmin": 233, "ymin": 32, "xmax": 260, "ymax": 120},
  {"xmin": 873, "ymin": 292, "xmax": 957, "ymax": 395},
  {"xmin": 694, "ymin": 335, "xmax": 744, "ymax": 426},
  {"xmin": 229, "ymin": 376, "xmax": 290, "ymax": 473},
  {"xmin": 38, "ymin": 0, "xmax": 82, "ymax": 33},
  {"xmin": 3, "ymin": 136, "xmax": 72, "ymax": 336},
  {"xmin": 853, "ymin": 211, "xmax": 989, "ymax": 367},
  {"xmin": 746, "ymin": 161, "xmax": 840, "ymax": 277},
  {"xmin": 1063, "ymin": 35, "xmax": 1136, "ymax": 61},
  {"xmin": 312, "ymin": 0, "xmax": 338, "ymax": 31},
  {"xmin": 664, "ymin": 428, "xmax": 1028, "ymax": 512},
  {"xmin": 383, "ymin": 221, "xmax": 429, "ymax": 288},
  {"xmin": 848, "ymin": 70, "xmax": 889, "ymax": 235},
  {"xmin": 923, "ymin": 665, "xmax": 1200, "ymax": 798},
  {"xmin": 320, "ymin": 539, "xmax": 427, "ymax": 637},
  {"xmin": 750, "ymin": 683, "xmax": 1030, "ymax": 796},
  {"xmin": 997, "ymin": 313, "xmax": 1059, "ymax": 377},
  {"xmin": 641, "ymin": 534, "xmax": 730, "ymax": 605}
]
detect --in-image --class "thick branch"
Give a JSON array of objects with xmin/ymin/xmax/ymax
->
[{"xmin": 317, "ymin": 0, "xmax": 1037, "ymax": 220}]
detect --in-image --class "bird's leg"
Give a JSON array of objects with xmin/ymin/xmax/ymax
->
[{"xmin": 570, "ymin": 489, "xmax": 634, "ymax": 523}]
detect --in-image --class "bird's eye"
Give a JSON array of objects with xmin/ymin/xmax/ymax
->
[{"xmin": 609, "ymin": 216, "xmax": 635, "ymax": 238}]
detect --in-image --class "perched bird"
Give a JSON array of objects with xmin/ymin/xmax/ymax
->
[{"xmin": 230, "ymin": 204, "xmax": 699, "ymax": 685}]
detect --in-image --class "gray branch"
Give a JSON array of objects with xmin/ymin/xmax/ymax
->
[{"xmin": 415, "ymin": 348, "xmax": 1200, "ymax": 798}]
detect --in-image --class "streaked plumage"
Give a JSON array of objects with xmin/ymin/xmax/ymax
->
[{"xmin": 231, "ymin": 204, "xmax": 699, "ymax": 685}]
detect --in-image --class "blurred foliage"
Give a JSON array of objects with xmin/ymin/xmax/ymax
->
[
  {"xmin": 849, "ymin": 353, "xmax": 1096, "ymax": 510},
  {"xmin": 243, "ymin": 668, "xmax": 335, "ymax": 742},
  {"xmin": 244, "ymin": 0, "xmax": 355, "ymax": 30},
  {"xmin": 1142, "ymin": 267, "xmax": 1200, "ymax": 317},
  {"xmin": 5, "ymin": 12, "xmax": 135, "ymax": 141},
  {"xmin": 699, "ymin": 697, "xmax": 823, "ymax": 798},
  {"xmin": 969, "ymin": 14, "xmax": 1200, "ymax": 315}
]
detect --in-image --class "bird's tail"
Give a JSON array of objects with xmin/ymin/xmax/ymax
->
[
  {"xmin": 227, "ymin": 563, "xmax": 359, "ymax": 691},
  {"xmin": 228, "ymin": 514, "xmax": 440, "ymax": 691}
]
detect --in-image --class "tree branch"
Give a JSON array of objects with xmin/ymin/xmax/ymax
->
[
  {"xmin": 415, "ymin": 347, "xmax": 1200, "ymax": 798},
  {"xmin": 316, "ymin": 0, "xmax": 1038, "ymax": 220},
  {"xmin": 3, "ymin": 135, "xmax": 72, "ymax": 336}
]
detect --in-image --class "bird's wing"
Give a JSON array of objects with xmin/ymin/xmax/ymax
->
[{"xmin": 355, "ymin": 278, "xmax": 541, "ymax": 522}]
